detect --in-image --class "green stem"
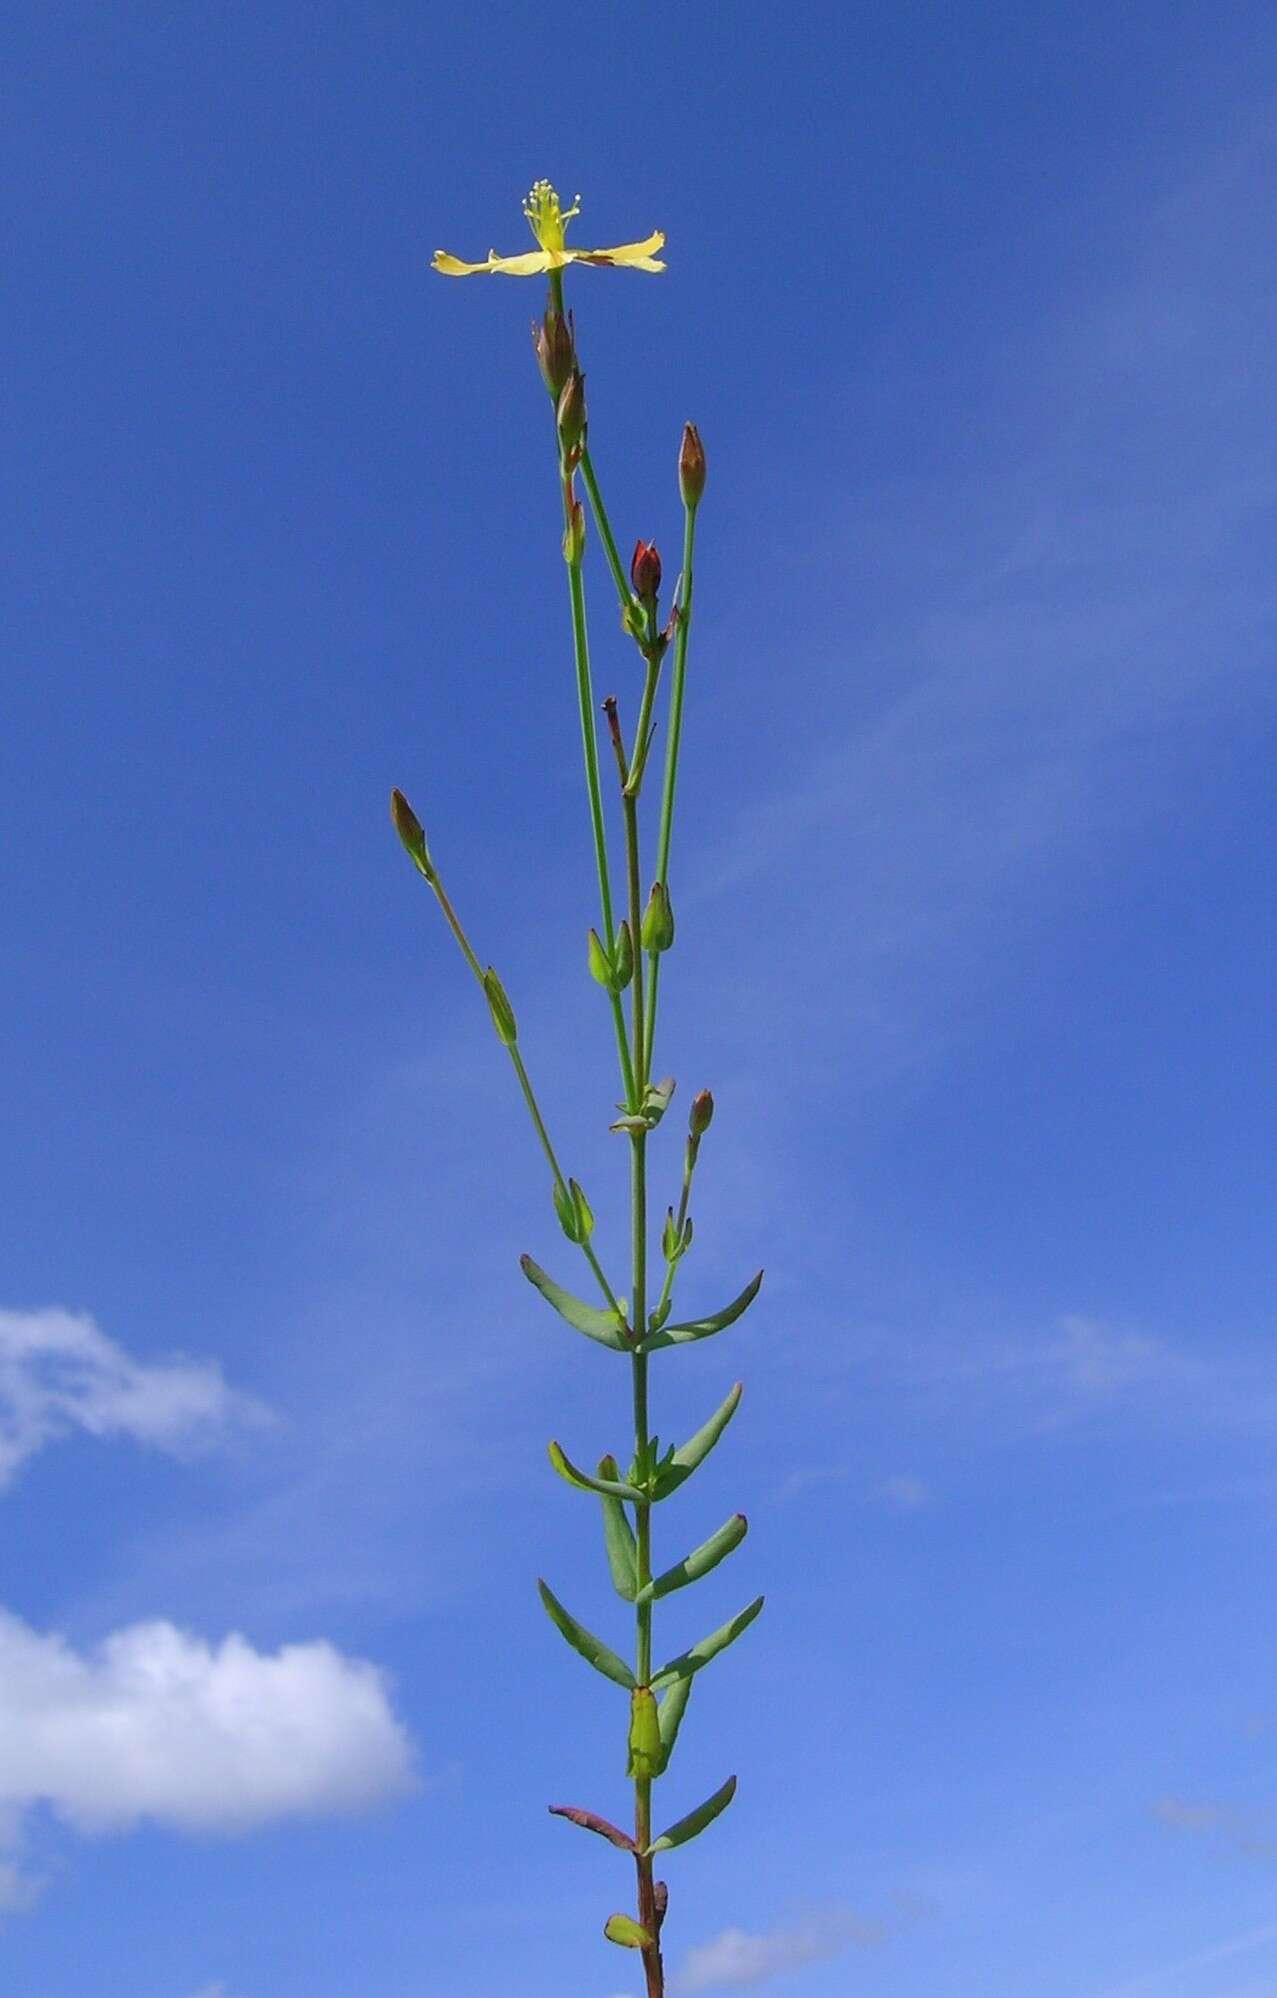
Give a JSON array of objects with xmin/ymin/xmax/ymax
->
[
  {"xmin": 421, "ymin": 870, "xmax": 620, "ymax": 1313},
  {"xmin": 623, "ymin": 774, "xmax": 662, "ymax": 1997},
  {"xmin": 650, "ymin": 1126, "xmax": 701, "ymax": 1329},
  {"xmin": 580, "ymin": 445, "xmax": 636, "ymax": 619},
  {"xmin": 644, "ymin": 502, "xmax": 697, "ymax": 1077}
]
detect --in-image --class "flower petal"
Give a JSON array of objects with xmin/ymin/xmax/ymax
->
[
  {"xmin": 576, "ymin": 231, "xmax": 666, "ymax": 271},
  {"xmin": 488, "ymin": 248, "xmax": 557, "ymax": 277},
  {"xmin": 432, "ymin": 249, "xmax": 496, "ymax": 276}
]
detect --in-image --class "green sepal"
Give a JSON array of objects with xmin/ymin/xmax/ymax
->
[
  {"xmin": 520, "ymin": 1256, "xmax": 629, "ymax": 1351},
  {"xmin": 654, "ymin": 1382, "xmax": 743, "ymax": 1498},
  {"xmin": 626, "ymin": 1686, "xmax": 663, "ymax": 1780},
  {"xmin": 537, "ymin": 1579, "xmax": 636, "ymax": 1689},
  {"xmin": 614, "ymin": 919, "xmax": 634, "ymax": 989},
  {"xmin": 661, "ymin": 1207, "xmax": 680, "ymax": 1261},
  {"xmin": 647, "ymin": 1775, "xmax": 737, "ymax": 1856},
  {"xmin": 640, "ymin": 1270, "xmax": 763, "ymax": 1353},
  {"xmin": 636, "ymin": 1513, "xmax": 748, "ymax": 1604},
  {"xmin": 650, "ymin": 1595, "xmax": 764, "ymax": 1693},
  {"xmin": 390, "ymin": 789, "xmax": 435, "ymax": 881},
  {"xmin": 597, "ymin": 1455, "xmax": 638, "ymax": 1600},
  {"xmin": 483, "ymin": 968, "xmax": 518, "ymax": 1047},
  {"xmin": 547, "ymin": 1440, "xmax": 645, "ymax": 1504},
  {"xmin": 587, "ymin": 927, "xmax": 616, "ymax": 992},
  {"xmin": 656, "ymin": 1673, "xmax": 692, "ymax": 1773},
  {"xmin": 553, "ymin": 1178, "xmax": 595, "ymax": 1244},
  {"xmin": 604, "ymin": 1914, "xmax": 654, "ymax": 1950}
]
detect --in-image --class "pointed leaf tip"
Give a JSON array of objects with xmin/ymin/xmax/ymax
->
[
  {"xmin": 548, "ymin": 1804, "xmax": 637, "ymax": 1852},
  {"xmin": 647, "ymin": 1774, "xmax": 737, "ymax": 1855}
]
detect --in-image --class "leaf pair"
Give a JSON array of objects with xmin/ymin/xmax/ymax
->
[
  {"xmin": 521, "ymin": 1254, "xmax": 763, "ymax": 1357},
  {"xmin": 537, "ymin": 1579, "xmax": 764, "ymax": 1698}
]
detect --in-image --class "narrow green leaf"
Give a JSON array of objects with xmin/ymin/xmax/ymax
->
[
  {"xmin": 654, "ymin": 1382, "xmax": 743, "ymax": 1498},
  {"xmin": 548, "ymin": 1804, "xmax": 637, "ymax": 1853},
  {"xmin": 598, "ymin": 1454, "xmax": 638, "ymax": 1601},
  {"xmin": 641, "ymin": 1270, "xmax": 763, "ymax": 1352},
  {"xmin": 650, "ymin": 1595, "xmax": 764, "ymax": 1693},
  {"xmin": 537, "ymin": 1580, "xmax": 636, "ymax": 1689},
  {"xmin": 547, "ymin": 1440, "xmax": 645, "ymax": 1504},
  {"xmin": 604, "ymin": 1913, "xmax": 654, "ymax": 1950},
  {"xmin": 637, "ymin": 1513, "xmax": 748, "ymax": 1604},
  {"xmin": 647, "ymin": 1774, "xmax": 737, "ymax": 1855},
  {"xmin": 656, "ymin": 1674, "xmax": 692, "ymax": 1773},
  {"xmin": 520, "ymin": 1255, "xmax": 629, "ymax": 1351}
]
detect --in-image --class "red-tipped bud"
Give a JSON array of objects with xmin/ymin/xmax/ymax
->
[
  {"xmin": 689, "ymin": 1088, "xmax": 715, "ymax": 1137},
  {"xmin": 630, "ymin": 539, "xmax": 662, "ymax": 601},
  {"xmin": 556, "ymin": 369, "xmax": 587, "ymax": 455},
  {"xmin": 532, "ymin": 307, "xmax": 575, "ymax": 398},
  {"xmin": 678, "ymin": 422, "xmax": 706, "ymax": 508}
]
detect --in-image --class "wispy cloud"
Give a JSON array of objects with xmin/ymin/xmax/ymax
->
[
  {"xmin": 675, "ymin": 1905, "xmax": 884, "ymax": 1991},
  {"xmin": 0, "ymin": 1306, "xmax": 267, "ymax": 1485},
  {"xmin": 0, "ymin": 1606, "xmax": 415, "ymax": 1904},
  {"xmin": 1152, "ymin": 1794, "xmax": 1277, "ymax": 1862}
]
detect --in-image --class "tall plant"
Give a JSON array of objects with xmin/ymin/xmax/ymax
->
[{"xmin": 392, "ymin": 181, "xmax": 763, "ymax": 1997}]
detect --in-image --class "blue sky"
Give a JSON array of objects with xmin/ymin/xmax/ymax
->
[{"xmin": 4, "ymin": 3, "xmax": 1277, "ymax": 1994}]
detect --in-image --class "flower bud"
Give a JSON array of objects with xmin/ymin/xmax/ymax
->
[
  {"xmin": 689, "ymin": 1088, "xmax": 714, "ymax": 1137},
  {"xmin": 482, "ymin": 967, "xmax": 518, "ymax": 1047},
  {"xmin": 390, "ymin": 788, "xmax": 435, "ymax": 881},
  {"xmin": 556, "ymin": 369, "xmax": 587, "ymax": 455},
  {"xmin": 630, "ymin": 538, "xmax": 662, "ymax": 601},
  {"xmin": 532, "ymin": 306, "xmax": 574, "ymax": 398},
  {"xmin": 614, "ymin": 919, "xmax": 634, "ymax": 990},
  {"xmin": 640, "ymin": 880, "xmax": 675, "ymax": 954},
  {"xmin": 561, "ymin": 496, "xmax": 586, "ymax": 565},
  {"xmin": 679, "ymin": 421, "xmax": 706, "ymax": 508}
]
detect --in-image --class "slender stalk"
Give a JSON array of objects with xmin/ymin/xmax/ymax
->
[
  {"xmin": 644, "ymin": 501, "xmax": 698, "ymax": 1076},
  {"xmin": 423, "ymin": 870, "xmax": 620, "ymax": 1312},
  {"xmin": 580, "ymin": 444, "xmax": 635, "ymax": 618},
  {"xmin": 651, "ymin": 1122, "xmax": 702, "ymax": 1329},
  {"xmin": 545, "ymin": 271, "xmax": 638, "ymax": 1111}
]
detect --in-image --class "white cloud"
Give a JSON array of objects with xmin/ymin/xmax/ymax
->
[
  {"xmin": 0, "ymin": 1607, "xmax": 415, "ymax": 1840},
  {"xmin": 0, "ymin": 1306, "xmax": 267, "ymax": 1484},
  {"xmin": 676, "ymin": 1906, "xmax": 883, "ymax": 1991}
]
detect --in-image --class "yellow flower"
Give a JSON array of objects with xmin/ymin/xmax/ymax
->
[{"xmin": 433, "ymin": 180, "xmax": 665, "ymax": 278}]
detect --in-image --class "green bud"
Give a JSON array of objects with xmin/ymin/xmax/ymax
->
[
  {"xmin": 568, "ymin": 1177, "xmax": 594, "ymax": 1242},
  {"xmin": 556, "ymin": 369, "xmax": 587, "ymax": 455},
  {"xmin": 689, "ymin": 1088, "xmax": 715, "ymax": 1137},
  {"xmin": 626, "ymin": 1685, "xmax": 663, "ymax": 1781},
  {"xmin": 482, "ymin": 968, "xmax": 517, "ymax": 1046},
  {"xmin": 614, "ymin": 919, "xmax": 634, "ymax": 990},
  {"xmin": 553, "ymin": 1177, "xmax": 595, "ymax": 1244},
  {"xmin": 661, "ymin": 1206, "xmax": 679, "ymax": 1261},
  {"xmin": 587, "ymin": 926, "xmax": 614, "ymax": 989},
  {"xmin": 640, "ymin": 881, "xmax": 675, "ymax": 954},
  {"xmin": 679, "ymin": 421, "xmax": 707, "ymax": 509},
  {"xmin": 390, "ymin": 788, "xmax": 434, "ymax": 882}
]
